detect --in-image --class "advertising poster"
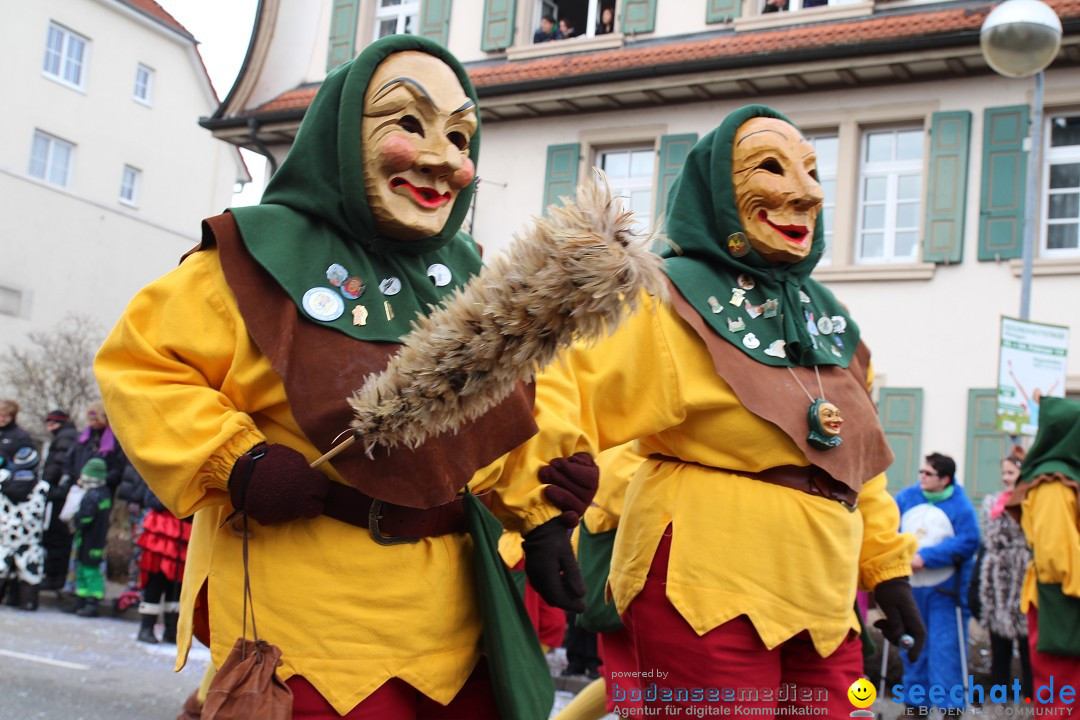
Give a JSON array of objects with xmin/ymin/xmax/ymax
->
[{"xmin": 997, "ymin": 316, "xmax": 1069, "ymax": 435}]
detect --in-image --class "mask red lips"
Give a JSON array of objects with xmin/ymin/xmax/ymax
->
[
  {"xmin": 390, "ymin": 177, "xmax": 451, "ymax": 209},
  {"xmin": 758, "ymin": 210, "xmax": 809, "ymax": 244}
]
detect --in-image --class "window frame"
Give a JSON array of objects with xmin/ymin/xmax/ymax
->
[
  {"xmin": 1041, "ymin": 111, "xmax": 1080, "ymax": 259},
  {"xmin": 28, "ymin": 130, "xmax": 75, "ymax": 188},
  {"xmin": 42, "ymin": 21, "xmax": 89, "ymax": 91},
  {"xmin": 119, "ymin": 165, "xmax": 142, "ymax": 207},
  {"xmin": 854, "ymin": 125, "xmax": 925, "ymax": 265},
  {"xmin": 595, "ymin": 144, "xmax": 656, "ymax": 234},
  {"xmin": 805, "ymin": 132, "xmax": 839, "ymax": 266},
  {"xmin": 133, "ymin": 63, "xmax": 154, "ymax": 106},
  {"xmin": 373, "ymin": 0, "xmax": 420, "ymax": 41}
]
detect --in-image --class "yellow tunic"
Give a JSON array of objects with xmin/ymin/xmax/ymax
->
[
  {"xmin": 94, "ymin": 248, "xmax": 558, "ymax": 715},
  {"xmin": 1019, "ymin": 481, "xmax": 1080, "ymax": 612},
  {"xmin": 524, "ymin": 295, "xmax": 915, "ymax": 657}
]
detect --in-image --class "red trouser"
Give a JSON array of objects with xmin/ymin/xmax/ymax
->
[
  {"xmin": 287, "ymin": 659, "xmax": 500, "ymax": 719},
  {"xmin": 1027, "ymin": 607, "xmax": 1080, "ymax": 711},
  {"xmin": 615, "ymin": 527, "xmax": 864, "ymax": 718}
]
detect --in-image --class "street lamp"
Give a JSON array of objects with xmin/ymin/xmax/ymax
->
[{"xmin": 980, "ymin": 0, "xmax": 1062, "ymax": 320}]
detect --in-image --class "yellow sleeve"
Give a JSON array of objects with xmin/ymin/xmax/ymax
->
[
  {"xmin": 1022, "ymin": 481, "xmax": 1080, "ymax": 597},
  {"xmin": 94, "ymin": 250, "xmax": 269, "ymax": 517},
  {"xmin": 583, "ymin": 443, "xmax": 645, "ymax": 533},
  {"xmin": 857, "ymin": 473, "xmax": 917, "ymax": 590}
]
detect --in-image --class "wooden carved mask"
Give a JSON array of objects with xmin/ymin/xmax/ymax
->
[
  {"xmin": 731, "ymin": 117, "xmax": 824, "ymax": 264},
  {"xmin": 361, "ymin": 51, "xmax": 477, "ymax": 241}
]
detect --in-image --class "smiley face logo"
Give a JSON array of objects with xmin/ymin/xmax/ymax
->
[{"xmin": 847, "ymin": 678, "xmax": 876, "ymax": 709}]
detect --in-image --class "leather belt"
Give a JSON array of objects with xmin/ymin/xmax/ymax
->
[
  {"xmin": 321, "ymin": 483, "xmax": 491, "ymax": 545},
  {"xmin": 649, "ymin": 455, "xmax": 859, "ymax": 512}
]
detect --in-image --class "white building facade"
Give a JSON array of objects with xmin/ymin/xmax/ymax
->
[
  {"xmin": 0, "ymin": 0, "xmax": 248, "ymax": 349},
  {"xmin": 204, "ymin": 0, "xmax": 1080, "ymax": 500}
]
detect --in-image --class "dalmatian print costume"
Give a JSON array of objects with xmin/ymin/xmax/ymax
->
[{"xmin": 0, "ymin": 468, "xmax": 49, "ymax": 585}]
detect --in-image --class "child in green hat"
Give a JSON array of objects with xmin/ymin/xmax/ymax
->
[{"xmin": 69, "ymin": 457, "xmax": 112, "ymax": 617}]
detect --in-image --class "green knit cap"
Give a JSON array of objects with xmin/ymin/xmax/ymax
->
[{"xmin": 81, "ymin": 457, "xmax": 107, "ymax": 482}]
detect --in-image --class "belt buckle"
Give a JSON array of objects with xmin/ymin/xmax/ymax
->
[
  {"xmin": 840, "ymin": 496, "xmax": 859, "ymax": 513},
  {"xmin": 368, "ymin": 499, "xmax": 420, "ymax": 546}
]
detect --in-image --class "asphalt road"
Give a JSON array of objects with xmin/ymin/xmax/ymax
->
[{"xmin": 0, "ymin": 602, "xmax": 210, "ymax": 720}]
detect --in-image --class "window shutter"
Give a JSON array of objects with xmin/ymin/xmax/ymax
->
[
  {"xmin": 924, "ymin": 111, "xmax": 971, "ymax": 264},
  {"xmin": 965, "ymin": 388, "xmax": 1010, "ymax": 502},
  {"xmin": 542, "ymin": 144, "xmax": 580, "ymax": 214},
  {"xmin": 706, "ymin": 0, "xmax": 743, "ymax": 23},
  {"xmin": 655, "ymin": 134, "xmax": 698, "ymax": 225},
  {"xmin": 621, "ymin": 0, "xmax": 657, "ymax": 34},
  {"xmin": 878, "ymin": 388, "xmax": 923, "ymax": 495},
  {"xmin": 420, "ymin": 0, "xmax": 453, "ymax": 47},
  {"xmin": 979, "ymin": 105, "xmax": 1029, "ymax": 261},
  {"xmin": 326, "ymin": 0, "xmax": 359, "ymax": 71},
  {"xmin": 481, "ymin": 0, "xmax": 516, "ymax": 52}
]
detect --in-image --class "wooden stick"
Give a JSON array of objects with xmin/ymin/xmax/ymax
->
[{"xmin": 310, "ymin": 435, "xmax": 355, "ymax": 468}]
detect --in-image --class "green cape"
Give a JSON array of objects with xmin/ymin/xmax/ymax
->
[
  {"xmin": 1020, "ymin": 396, "xmax": 1080, "ymax": 483},
  {"xmin": 230, "ymin": 35, "xmax": 482, "ymax": 342},
  {"xmin": 661, "ymin": 105, "xmax": 858, "ymax": 368}
]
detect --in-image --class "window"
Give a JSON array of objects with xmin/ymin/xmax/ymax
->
[
  {"xmin": 533, "ymin": 0, "xmax": 614, "ymax": 42},
  {"xmin": 856, "ymin": 127, "xmax": 923, "ymax": 263},
  {"xmin": 807, "ymin": 133, "xmax": 838, "ymax": 264},
  {"xmin": 1044, "ymin": 113, "xmax": 1080, "ymax": 256},
  {"xmin": 133, "ymin": 64, "xmax": 154, "ymax": 104},
  {"xmin": 43, "ymin": 22, "xmax": 88, "ymax": 89},
  {"xmin": 759, "ymin": 0, "xmax": 859, "ymax": 13},
  {"xmin": 598, "ymin": 146, "xmax": 654, "ymax": 234},
  {"xmin": 374, "ymin": 0, "xmax": 419, "ymax": 40},
  {"xmin": 120, "ymin": 165, "xmax": 141, "ymax": 206},
  {"xmin": 29, "ymin": 130, "xmax": 75, "ymax": 188}
]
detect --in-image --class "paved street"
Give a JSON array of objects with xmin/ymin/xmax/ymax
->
[{"xmin": 0, "ymin": 602, "xmax": 209, "ymax": 720}]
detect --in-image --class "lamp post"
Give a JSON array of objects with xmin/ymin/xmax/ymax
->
[{"xmin": 980, "ymin": 0, "xmax": 1063, "ymax": 320}]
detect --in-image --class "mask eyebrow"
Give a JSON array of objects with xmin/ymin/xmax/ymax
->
[
  {"xmin": 372, "ymin": 77, "xmax": 434, "ymax": 104},
  {"xmin": 451, "ymin": 99, "xmax": 475, "ymax": 115}
]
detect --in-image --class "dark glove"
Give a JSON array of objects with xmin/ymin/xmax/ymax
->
[
  {"xmin": 228, "ymin": 443, "xmax": 330, "ymax": 525},
  {"xmin": 522, "ymin": 517, "xmax": 586, "ymax": 613},
  {"xmin": 538, "ymin": 452, "xmax": 599, "ymax": 528},
  {"xmin": 873, "ymin": 577, "xmax": 927, "ymax": 661}
]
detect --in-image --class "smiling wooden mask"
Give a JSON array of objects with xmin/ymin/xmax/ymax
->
[
  {"xmin": 362, "ymin": 51, "xmax": 477, "ymax": 241},
  {"xmin": 731, "ymin": 117, "xmax": 824, "ymax": 263}
]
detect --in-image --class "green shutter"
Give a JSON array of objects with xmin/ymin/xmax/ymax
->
[
  {"xmin": 878, "ymin": 388, "xmax": 923, "ymax": 495},
  {"xmin": 655, "ymin": 134, "xmax": 698, "ymax": 224},
  {"xmin": 965, "ymin": 388, "xmax": 1011, "ymax": 503},
  {"xmin": 542, "ymin": 144, "xmax": 580, "ymax": 214},
  {"xmin": 924, "ymin": 111, "xmax": 971, "ymax": 264},
  {"xmin": 420, "ymin": 0, "xmax": 453, "ymax": 47},
  {"xmin": 326, "ymin": 0, "xmax": 359, "ymax": 71},
  {"xmin": 706, "ymin": 0, "xmax": 743, "ymax": 23},
  {"xmin": 621, "ymin": 0, "xmax": 657, "ymax": 34},
  {"xmin": 979, "ymin": 105, "xmax": 1029, "ymax": 261},
  {"xmin": 481, "ymin": 0, "xmax": 516, "ymax": 51}
]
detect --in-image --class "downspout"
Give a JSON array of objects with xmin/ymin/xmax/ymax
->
[{"xmin": 247, "ymin": 116, "xmax": 279, "ymax": 177}]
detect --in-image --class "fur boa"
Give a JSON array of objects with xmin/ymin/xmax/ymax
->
[
  {"xmin": 978, "ymin": 493, "xmax": 1031, "ymax": 639},
  {"xmin": 347, "ymin": 172, "xmax": 667, "ymax": 456}
]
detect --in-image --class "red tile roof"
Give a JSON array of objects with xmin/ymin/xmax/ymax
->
[
  {"xmin": 246, "ymin": 0, "xmax": 1079, "ymax": 116},
  {"xmin": 124, "ymin": 0, "xmax": 194, "ymax": 40}
]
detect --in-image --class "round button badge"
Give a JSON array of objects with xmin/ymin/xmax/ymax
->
[
  {"xmin": 379, "ymin": 277, "xmax": 402, "ymax": 296},
  {"xmin": 302, "ymin": 287, "xmax": 345, "ymax": 322},
  {"xmin": 427, "ymin": 263, "xmax": 452, "ymax": 287}
]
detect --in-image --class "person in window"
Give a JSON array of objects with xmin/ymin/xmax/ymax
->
[
  {"xmin": 534, "ymin": 14, "xmax": 560, "ymax": 42},
  {"xmin": 803, "ymin": 0, "xmax": 829, "ymax": 7},
  {"xmin": 596, "ymin": 7, "xmax": 615, "ymax": 34},
  {"xmin": 559, "ymin": 18, "xmax": 579, "ymax": 39},
  {"xmin": 762, "ymin": 0, "xmax": 789, "ymax": 12}
]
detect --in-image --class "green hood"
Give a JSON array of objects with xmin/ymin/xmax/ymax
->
[
  {"xmin": 230, "ymin": 35, "xmax": 482, "ymax": 342},
  {"xmin": 661, "ymin": 105, "xmax": 858, "ymax": 368},
  {"xmin": 1020, "ymin": 396, "xmax": 1080, "ymax": 483}
]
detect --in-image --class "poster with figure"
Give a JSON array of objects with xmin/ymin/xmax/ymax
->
[{"xmin": 997, "ymin": 316, "xmax": 1069, "ymax": 435}]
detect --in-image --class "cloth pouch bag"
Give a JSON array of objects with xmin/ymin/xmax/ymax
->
[
  {"xmin": 1036, "ymin": 582, "xmax": 1080, "ymax": 656},
  {"xmin": 575, "ymin": 521, "xmax": 624, "ymax": 633},
  {"xmin": 465, "ymin": 490, "xmax": 554, "ymax": 720}
]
